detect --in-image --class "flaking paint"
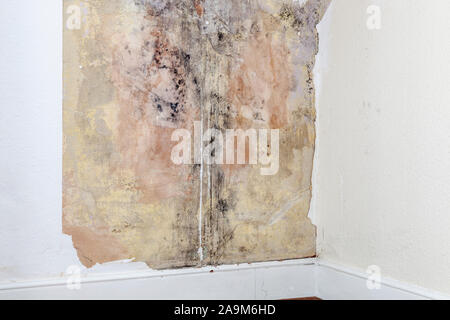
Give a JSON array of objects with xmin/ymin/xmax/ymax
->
[{"xmin": 63, "ymin": 0, "xmax": 330, "ymax": 268}]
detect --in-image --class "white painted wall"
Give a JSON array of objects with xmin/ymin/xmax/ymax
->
[
  {"xmin": 0, "ymin": 0, "xmax": 154, "ymax": 283},
  {"xmin": 314, "ymin": 0, "xmax": 450, "ymax": 294}
]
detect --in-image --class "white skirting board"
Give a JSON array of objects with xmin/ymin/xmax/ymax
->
[
  {"xmin": 0, "ymin": 259, "xmax": 448, "ymax": 300},
  {"xmin": 316, "ymin": 261, "xmax": 450, "ymax": 300},
  {"xmin": 0, "ymin": 259, "xmax": 316, "ymax": 300}
]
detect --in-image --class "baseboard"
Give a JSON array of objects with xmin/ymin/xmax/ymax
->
[
  {"xmin": 1, "ymin": 258, "xmax": 448, "ymax": 300},
  {"xmin": 316, "ymin": 260, "xmax": 450, "ymax": 300},
  {"xmin": 0, "ymin": 259, "xmax": 316, "ymax": 300}
]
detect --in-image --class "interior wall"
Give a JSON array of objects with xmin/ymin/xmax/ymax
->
[
  {"xmin": 314, "ymin": 0, "xmax": 450, "ymax": 294},
  {"xmin": 0, "ymin": 0, "xmax": 327, "ymax": 282},
  {"xmin": 1, "ymin": 0, "xmax": 449, "ymax": 296},
  {"xmin": 0, "ymin": 0, "xmax": 156, "ymax": 282},
  {"xmin": 0, "ymin": 0, "xmax": 78, "ymax": 281},
  {"xmin": 62, "ymin": 0, "xmax": 328, "ymax": 269}
]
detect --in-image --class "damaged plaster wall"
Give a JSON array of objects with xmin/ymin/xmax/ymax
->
[{"xmin": 63, "ymin": 0, "xmax": 330, "ymax": 269}]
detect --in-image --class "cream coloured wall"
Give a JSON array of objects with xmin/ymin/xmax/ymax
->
[{"xmin": 314, "ymin": 0, "xmax": 450, "ymax": 294}]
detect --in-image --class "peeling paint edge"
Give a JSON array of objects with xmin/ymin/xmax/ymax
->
[{"xmin": 309, "ymin": 0, "xmax": 333, "ymax": 227}]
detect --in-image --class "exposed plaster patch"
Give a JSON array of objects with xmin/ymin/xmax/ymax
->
[{"xmin": 63, "ymin": 0, "xmax": 331, "ymax": 269}]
